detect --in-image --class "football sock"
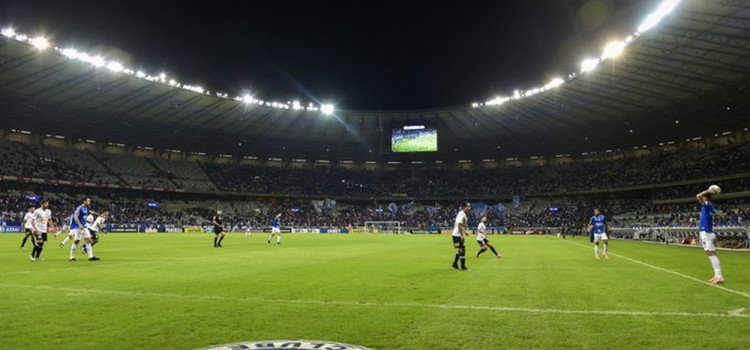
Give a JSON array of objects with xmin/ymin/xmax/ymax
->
[
  {"xmin": 218, "ymin": 236, "xmax": 225, "ymax": 245},
  {"xmin": 35, "ymin": 244, "xmax": 43, "ymax": 258},
  {"xmin": 708, "ymin": 255, "xmax": 723, "ymax": 278},
  {"xmin": 594, "ymin": 245, "xmax": 599, "ymax": 256},
  {"xmin": 31, "ymin": 245, "xmax": 38, "ymax": 257},
  {"xmin": 213, "ymin": 237, "xmax": 218, "ymax": 246},
  {"xmin": 61, "ymin": 236, "xmax": 70, "ymax": 245},
  {"xmin": 453, "ymin": 254, "xmax": 459, "ymax": 266},
  {"xmin": 277, "ymin": 236, "xmax": 281, "ymax": 243},
  {"xmin": 86, "ymin": 243, "xmax": 94, "ymax": 258},
  {"xmin": 21, "ymin": 235, "xmax": 30, "ymax": 248},
  {"xmin": 460, "ymin": 255, "xmax": 466, "ymax": 268},
  {"xmin": 489, "ymin": 246, "xmax": 499, "ymax": 256},
  {"xmin": 603, "ymin": 243, "xmax": 609, "ymax": 253},
  {"xmin": 70, "ymin": 243, "xmax": 77, "ymax": 259},
  {"xmin": 477, "ymin": 247, "xmax": 487, "ymax": 256}
]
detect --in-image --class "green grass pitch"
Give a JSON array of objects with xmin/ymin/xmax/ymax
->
[
  {"xmin": 1, "ymin": 233, "xmax": 749, "ymax": 349},
  {"xmin": 392, "ymin": 133, "xmax": 437, "ymax": 152}
]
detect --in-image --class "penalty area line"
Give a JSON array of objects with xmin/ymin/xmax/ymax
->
[
  {"xmin": 0, "ymin": 283, "xmax": 747, "ymax": 319},
  {"xmin": 565, "ymin": 240, "xmax": 750, "ymax": 300}
]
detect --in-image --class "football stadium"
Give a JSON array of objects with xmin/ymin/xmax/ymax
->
[{"xmin": 1, "ymin": 0, "xmax": 749, "ymax": 349}]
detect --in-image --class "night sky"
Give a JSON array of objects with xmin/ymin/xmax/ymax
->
[{"xmin": 0, "ymin": 0, "xmax": 652, "ymax": 110}]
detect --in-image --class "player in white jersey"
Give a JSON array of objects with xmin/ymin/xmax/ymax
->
[
  {"xmin": 451, "ymin": 202, "xmax": 472, "ymax": 271},
  {"xmin": 475, "ymin": 216, "xmax": 502, "ymax": 259},
  {"xmin": 20, "ymin": 205, "xmax": 36, "ymax": 249},
  {"xmin": 29, "ymin": 200, "xmax": 52, "ymax": 261},
  {"xmin": 82, "ymin": 210, "xmax": 108, "ymax": 254}
]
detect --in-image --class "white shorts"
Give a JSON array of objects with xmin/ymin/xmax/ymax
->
[
  {"xmin": 699, "ymin": 231, "xmax": 716, "ymax": 251},
  {"xmin": 593, "ymin": 233, "xmax": 608, "ymax": 243},
  {"xmin": 272, "ymin": 227, "xmax": 281, "ymax": 234},
  {"xmin": 71, "ymin": 228, "xmax": 91, "ymax": 240}
]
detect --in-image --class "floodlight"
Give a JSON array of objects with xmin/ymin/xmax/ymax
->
[
  {"xmin": 638, "ymin": 0, "xmax": 680, "ymax": 32},
  {"xmin": 107, "ymin": 61, "xmax": 124, "ymax": 73},
  {"xmin": 1, "ymin": 27, "xmax": 16, "ymax": 37},
  {"xmin": 545, "ymin": 77, "xmax": 564, "ymax": 89},
  {"xmin": 61, "ymin": 48, "xmax": 79, "ymax": 58},
  {"xmin": 602, "ymin": 41, "xmax": 626, "ymax": 60},
  {"xmin": 321, "ymin": 104, "xmax": 335, "ymax": 115},
  {"xmin": 580, "ymin": 58, "xmax": 600, "ymax": 73},
  {"xmin": 30, "ymin": 36, "xmax": 49, "ymax": 50}
]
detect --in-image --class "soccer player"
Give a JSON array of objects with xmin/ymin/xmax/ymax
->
[
  {"xmin": 20, "ymin": 205, "xmax": 35, "ymax": 249},
  {"xmin": 451, "ymin": 202, "xmax": 471, "ymax": 270},
  {"xmin": 696, "ymin": 187, "xmax": 723, "ymax": 284},
  {"xmin": 58, "ymin": 214, "xmax": 75, "ymax": 247},
  {"xmin": 588, "ymin": 208, "xmax": 609, "ymax": 260},
  {"xmin": 68, "ymin": 197, "xmax": 100, "ymax": 262},
  {"xmin": 244, "ymin": 219, "xmax": 253, "ymax": 236},
  {"xmin": 475, "ymin": 216, "xmax": 502, "ymax": 259},
  {"xmin": 29, "ymin": 200, "xmax": 51, "ymax": 261},
  {"xmin": 83, "ymin": 210, "xmax": 108, "ymax": 254},
  {"xmin": 213, "ymin": 210, "xmax": 225, "ymax": 247},
  {"xmin": 267, "ymin": 213, "xmax": 282, "ymax": 244}
]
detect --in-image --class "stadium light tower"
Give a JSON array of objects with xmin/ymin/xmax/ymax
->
[{"xmin": 321, "ymin": 104, "xmax": 335, "ymax": 115}]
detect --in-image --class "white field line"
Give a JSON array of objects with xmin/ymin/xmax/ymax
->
[
  {"xmin": 566, "ymin": 239, "xmax": 750, "ymax": 300},
  {"xmin": 1, "ymin": 283, "xmax": 747, "ymax": 319}
]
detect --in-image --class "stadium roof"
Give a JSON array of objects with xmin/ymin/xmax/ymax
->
[{"xmin": 0, "ymin": 0, "xmax": 749, "ymax": 160}]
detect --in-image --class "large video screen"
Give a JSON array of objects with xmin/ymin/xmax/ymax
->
[{"xmin": 391, "ymin": 125, "xmax": 438, "ymax": 153}]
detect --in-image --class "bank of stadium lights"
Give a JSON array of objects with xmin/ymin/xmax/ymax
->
[
  {"xmin": 473, "ymin": 0, "xmax": 681, "ymax": 108},
  {"xmin": 1, "ymin": 26, "xmax": 331, "ymax": 114}
]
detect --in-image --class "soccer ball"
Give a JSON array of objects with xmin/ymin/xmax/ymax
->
[{"xmin": 709, "ymin": 185, "xmax": 721, "ymax": 194}]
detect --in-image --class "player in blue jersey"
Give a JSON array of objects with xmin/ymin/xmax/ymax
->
[
  {"xmin": 267, "ymin": 213, "xmax": 282, "ymax": 244},
  {"xmin": 696, "ymin": 187, "xmax": 723, "ymax": 284},
  {"xmin": 68, "ymin": 197, "xmax": 100, "ymax": 262},
  {"xmin": 588, "ymin": 208, "xmax": 609, "ymax": 260},
  {"xmin": 58, "ymin": 214, "xmax": 76, "ymax": 248}
]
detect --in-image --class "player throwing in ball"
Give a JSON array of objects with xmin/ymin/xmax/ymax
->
[
  {"xmin": 697, "ymin": 185, "xmax": 723, "ymax": 284},
  {"xmin": 268, "ymin": 213, "xmax": 282, "ymax": 244}
]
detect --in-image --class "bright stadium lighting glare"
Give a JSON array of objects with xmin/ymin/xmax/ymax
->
[
  {"xmin": 545, "ymin": 77, "xmax": 564, "ymax": 89},
  {"xmin": 107, "ymin": 61, "xmax": 124, "ymax": 73},
  {"xmin": 638, "ymin": 0, "xmax": 681, "ymax": 33},
  {"xmin": 602, "ymin": 41, "xmax": 626, "ymax": 60},
  {"xmin": 321, "ymin": 104, "xmax": 335, "ymax": 115},
  {"xmin": 30, "ymin": 36, "xmax": 49, "ymax": 50},
  {"xmin": 91, "ymin": 56, "xmax": 106, "ymax": 67},
  {"xmin": 580, "ymin": 58, "xmax": 600, "ymax": 73},
  {"xmin": 136, "ymin": 71, "xmax": 146, "ymax": 78},
  {"xmin": 1, "ymin": 27, "xmax": 16, "ymax": 37},
  {"xmin": 61, "ymin": 48, "xmax": 79, "ymax": 58}
]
